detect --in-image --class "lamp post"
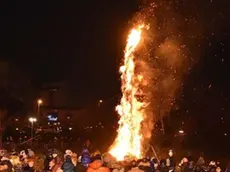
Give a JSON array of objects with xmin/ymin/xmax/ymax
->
[
  {"xmin": 98, "ymin": 100, "xmax": 103, "ymax": 107},
  {"xmin": 29, "ymin": 117, "xmax": 37, "ymax": 146},
  {"xmin": 179, "ymin": 130, "xmax": 184, "ymax": 134},
  {"xmin": 37, "ymin": 99, "xmax": 43, "ymax": 124}
]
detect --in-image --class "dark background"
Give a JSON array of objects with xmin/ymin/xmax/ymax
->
[{"xmin": 0, "ymin": 0, "xmax": 230, "ymax": 156}]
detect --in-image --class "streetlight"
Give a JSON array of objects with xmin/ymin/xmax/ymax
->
[
  {"xmin": 37, "ymin": 99, "xmax": 43, "ymax": 105},
  {"xmin": 179, "ymin": 130, "xmax": 184, "ymax": 134},
  {"xmin": 29, "ymin": 117, "xmax": 37, "ymax": 145},
  {"xmin": 37, "ymin": 99, "xmax": 43, "ymax": 124},
  {"xmin": 98, "ymin": 100, "xmax": 103, "ymax": 107}
]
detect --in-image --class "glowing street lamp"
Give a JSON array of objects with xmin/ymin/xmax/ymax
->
[
  {"xmin": 37, "ymin": 99, "xmax": 43, "ymax": 124},
  {"xmin": 29, "ymin": 117, "xmax": 37, "ymax": 123},
  {"xmin": 179, "ymin": 130, "xmax": 184, "ymax": 134},
  {"xmin": 37, "ymin": 99, "xmax": 43, "ymax": 105},
  {"xmin": 29, "ymin": 117, "xmax": 37, "ymax": 145},
  {"xmin": 98, "ymin": 100, "xmax": 103, "ymax": 107}
]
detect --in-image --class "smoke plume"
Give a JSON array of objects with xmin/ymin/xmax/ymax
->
[{"xmin": 130, "ymin": 1, "xmax": 194, "ymax": 154}]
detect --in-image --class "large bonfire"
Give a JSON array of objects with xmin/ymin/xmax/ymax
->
[
  {"xmin": 109, "ymin": 24, "xmax": 148, "ymax": 161},
  {"xmin": 109, "ymin": 1, "xmax": 188, "ymax": 161}
]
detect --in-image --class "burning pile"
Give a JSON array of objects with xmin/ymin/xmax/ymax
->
[
  {"xmin": 109, "ymin": 24, "xmax": 149, "ymax": 161},
  {"xmin": 109, "ymin": 0, "xmax": 189, "ymax": 160}
]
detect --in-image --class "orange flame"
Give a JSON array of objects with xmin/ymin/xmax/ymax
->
[{"xmin": 109, "ymin": 24, "xmax": 146, "ymax": 161}]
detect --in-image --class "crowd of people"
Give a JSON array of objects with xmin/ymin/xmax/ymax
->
[{"xmin": 0, "ymin": 141, "xmax": 229, "ymax": 172}]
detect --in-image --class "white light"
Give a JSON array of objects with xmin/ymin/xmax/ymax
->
[
  {"xmin": 37, "ymin": 99, "xmax": 43, "ymax": 105},
  {"xmin": 99, "ymin": 100, "xmax": 103, "ymax": 103},
  {"xmin": 16, "ymin": 128, "xmax": 19, "ymax": 131},
  {"xmin": 15, "ymin": 119, "xmax": 19, "ymax": 121},
  {"xmin": 69, "ymin": 127, "xmax": 72, "ymax": 130},
  {"xmin": 29, "ymin": 117, "xmax": 37, "ymax": 123},
  {"xmin": 179, "ymin": 130, "xmax": 184, "ymax": 134}
]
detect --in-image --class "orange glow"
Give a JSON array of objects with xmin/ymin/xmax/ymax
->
[
  {"xmin": 37, "ymin": 99, "xmax": 43, "ymax": 105},
  {"xmin": 109, "ymin": 25, "xmax": 146, "ymax": 161}
]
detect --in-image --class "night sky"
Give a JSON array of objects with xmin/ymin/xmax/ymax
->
[
  {"xmin": 0, "ymin": 1, "xmax": 140, "ymax": 97},
  {"xmin": 0, "ymin": 0, "xmax": 230, "ymax": 154}
]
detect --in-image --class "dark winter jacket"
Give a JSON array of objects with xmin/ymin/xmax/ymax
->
[
  {"xmin": 169, "ymin": 157, "xmax": 176, "ymax": 167},
  {"xmin": 181, "ymin": 162, "xmax": 194, "ymax": 172},
  {"xmin": 61, "ymin": 155, "xmax": 75, "ymax": 172},
  {"xmin": 44, "ymin": 154, "xmax": 53, "ymax": 171}
]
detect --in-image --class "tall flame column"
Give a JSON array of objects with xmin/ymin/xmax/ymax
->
[{"xmin": 109, "ymin": 25, "xmax": 146, "ymax": 161}]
